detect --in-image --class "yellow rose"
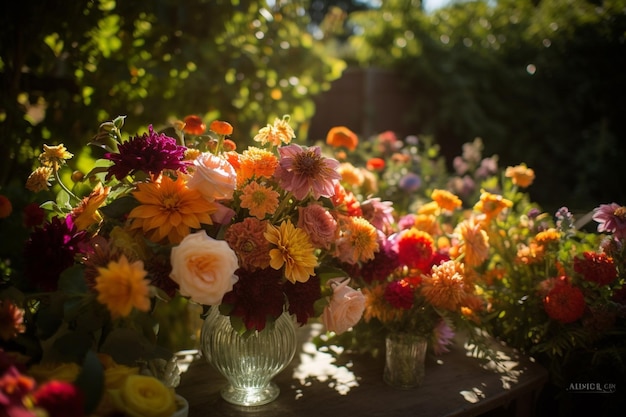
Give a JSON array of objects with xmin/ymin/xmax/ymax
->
[
  {"xmin": 110, "ymin": 374, "xmax": 176, "ymax": 417},
  {"xmin": 104, "ymin": 364, "xmax": 140, "ymax": 389},
  {"xmin": 28, "ymin": 362, "xmax": 81, "ymax": 383}
]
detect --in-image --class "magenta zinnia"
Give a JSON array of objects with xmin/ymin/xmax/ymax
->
[
  {"xmin": 105, "ymin": 125, "xmax": 188, "ymax": 181},
  {"xmin": 273, "ymin": 144, "xmax": 341, "ymax": 200}
]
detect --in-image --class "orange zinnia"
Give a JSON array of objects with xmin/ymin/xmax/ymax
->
[
  {"xmin": 238, "ymin": 147, "xmax": 279, "ymax": 185},
  {"xmin": 366, "ymin": 158, "xmax": 385, "ymax": 171},
  {"xmin": 210, "ymin": 120, "xmax": 233, "ymax": 136},
  {"xmin": 473, "ymin": 190, "xmax": 512, "ymax": 222},
  {"xmin": 326, "ymin": 126, "xmax": 358, "ymax": 151},
  {"xmin": 95, "ymin": 255, "xmax": 150, "ymax": 319},
  {"xmin": 505, "ymin": 164, "xmax": 535, "ymax": 188},
  {"xmin": 128, "ymin": 175, "xmax": 217, "ymax": 244},
  {"xmin": 431, "ymin": 189, "xmax": 462, "ymax": 212},
  {"xmin": 183, "ymin": 115, "xmax": 206, "ymax": 135}
]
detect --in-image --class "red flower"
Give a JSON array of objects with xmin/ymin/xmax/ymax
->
[
  {"xmin": 395, "ymin": 228, "xmax": 434, "ymax": 271},
  {"xmin": 0, "ymin": 195, "xmax": 12, "ymax": 219},
  {"xmin": 366, "ymin": 158, "xmax": 385, "ymax": 171},
  {"xmin": 33, "ymin": 381, "xmax": 84, "ymax": 417},
  {"xmin": 543, "ymin": 277, "xmax": 586, "ymax": 323},
  {"xmin": 573, "ymin": 251, "xmax": 617, "ymax": 286},
  {"xmin": 384, "ymin": 279, "xmax": 414, "ymax": 310},
  {"xmin": 183, "ymin": 115, "xmax": 206, "ymax": 135}
]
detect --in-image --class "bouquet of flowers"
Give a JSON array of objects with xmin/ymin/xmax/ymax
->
[{"xmin": 1, "ymin": 114, "xmax": 380, "ymax": 416}]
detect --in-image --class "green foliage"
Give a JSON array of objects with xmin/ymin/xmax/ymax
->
[{"xmin": 344, "ymin": 0, "xmax": 626, "ymax": 212}]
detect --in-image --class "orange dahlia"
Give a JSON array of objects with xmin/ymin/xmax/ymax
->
[{"xmin": 128, "ymin": 175, "xmax": 217, "ymax": 244}]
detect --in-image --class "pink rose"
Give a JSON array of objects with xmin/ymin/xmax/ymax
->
[
  {"xmin": 297, "ymin": 204, "xmax": 337, "ymax": 249},
  {"xmin": 322, "ymin": 278, "xmax": 365, "ymax": 335},
  {"xmin": 170, "ymin": 231, "xmax": 239, "ymax": 305},
  {"xmin": 187, "ymin": 153, "xmax": 237, "ymax": 201}
]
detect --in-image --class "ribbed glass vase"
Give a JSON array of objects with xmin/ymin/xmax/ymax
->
[
  {"xmin": 200, "ymin": 306, "xmax": 297, "ymax": 406},
  {"xmin": 383, "ymin": 332, "xmax": 428, "ymax": 389}
]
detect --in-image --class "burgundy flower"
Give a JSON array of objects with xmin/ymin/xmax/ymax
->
[
  {"xmin": 221, "ymin": 267, "xmax": 285, "ymax": 332},
  {"xmin": 283, "ymin": 275, "xmax": 321, "ymax": 326},
  {"xmin": 33, "ymin": 381, "xmax": 84, "ymax": 417},
  {"xmin": 23, "ymin": 216, "xmax": 90, "ymax": 291},
  {"xmin": 360, "ymin": 237, "xmax": 399, "ymax": 283},
  {"xmin": 592, "ymin": 203, "xmax": 626, "ymax": 239},
  {"xmin": 22, "ymin": 203, "xmax": 45, "ymax": 228},
  {"xmin": 384, "ymin": 280, "xmax": 414, "ymax": 310},
  {"xmin": 104, "ymin": 125, "xmax": 188, "ymax": 181},
  {"xmin": 574, "ymin": 251, "xmax": 617, "ymax": 286}
]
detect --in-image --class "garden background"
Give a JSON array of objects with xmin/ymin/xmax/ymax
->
[{"xmin": 1, "ymin": 1, "xmax": 626, "ymax": 415}]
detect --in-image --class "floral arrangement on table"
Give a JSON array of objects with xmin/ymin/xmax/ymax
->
[{"xmin": 0, "ymin": 114, "xmax": 380, "ymax": 415}]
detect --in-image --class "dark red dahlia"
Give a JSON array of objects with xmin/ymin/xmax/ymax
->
[
  {"xmin": 360, "ymin": 242, "xmax": 399, "ymax": 283},
  {"xmin": 33, "ymin": 381, "xmax": 84, "ymax": 417},
  {"xmin": 221, "ymin": 267, "xmax": 285, "ymax": 332},
  {"xmin": 543, "ymin": 277, "xmax": 586, "ymax": 323},
  {"xmin": 384, "ymin": 279, "xmax": 414, "ymax": 310},
  {"xmin": 22, "ymin": 202, "xmax": 45, "ymax": 228},
  {"xmin": 146, "ymin": 256, "xmax": 178, "ymax": 298},
  {"xmin": 573, "ymin": 251, "xmax": 617, "ymax": 286},
  {"xmin": 104, "ymin": 125, "xmax": 188, "ymax": 181},
  {"xmin": 283, "ymin": 275, "xmax": 321, "ymax": 326},
  {"xmin": 23, "ymin": 216, "xmax": 90, "ymax": 291}
]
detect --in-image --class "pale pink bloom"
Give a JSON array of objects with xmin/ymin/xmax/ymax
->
[
  {"xmin": 187, "ymin": 152, "xmax": 237, "ymax": 201},
  {"xmin": 432, "ymin": 318, "xmax": 455, "ymax": 355},
  {"xmin": 297, "ymin": 204, "xmax": 337, "ymax": 249},
  {"xmin": 274, "ymin": 144, "xmax": 340, "ymax": 200},
  {"xmin": 322, "ymin": 278, "xmax": 365, "ymax": 335},
  {"xmin": 360, "ymin": 197, "xmax": 395, "ymax": 232},
  {"xmin": 210, "ymin": 201, "xmax": 236, "ymax": 225}
]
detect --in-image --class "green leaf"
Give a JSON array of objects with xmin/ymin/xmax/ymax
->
[
  {"xmin": 58, "ymin": 265, "xmax": 88, "ymax": 294},
  {"xmin": 75, "ymin": 350, "xmax": 104, "ymax": 416},
  {"xmin": 99, "ymin": 195, "xmax": 139, "ymax": 219}
]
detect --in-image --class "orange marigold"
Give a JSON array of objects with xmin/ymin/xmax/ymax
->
[
  {"xmin": 505, "ymin": 164, "xmax": 535, "ymax": 188},
  {"xmin": 209, "ymin": 120, "xmax": 233, "ymax": 135},
  {"xmin": 534, "ymin": 228, "xmax": 561, "ymax": 247},
  {"xmin": 473, "ymin": 190, "xmax": 512, "ymax": 222},
  {"xmin": 326, "ymin": 126, "xmax": 358, "ymax": 151},
  {"xmin": 421, "ymin": 260, "xmax": 467, "ymax": 311},
  {"xmin": 182, "ymin": 115, "xmax": 206, "ymax": 135},
  {"xmin": 431, "ymin": 189, "xmax": 462, "ymax": 212}
]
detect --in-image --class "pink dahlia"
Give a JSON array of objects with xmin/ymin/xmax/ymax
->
[
  {"xmin": 297, "ymin": 204, "xmax": 337, "ymax": 249},
  {"xmin": 105, "ymin": 125, "xmax": 188, "ymax": 180},
  {"xmin": 274, "ymin": 144, "xmax": 340, "ymax": 200},
  {"xmin": 592, "ymin": 203, "xmax": 626, "ymax": 239}
]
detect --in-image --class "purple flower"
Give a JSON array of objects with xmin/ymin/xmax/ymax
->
[
  {"xmin": 592, "ymin": 203, "xmax": 626, "ymax": 239},
  {"xmin": 274, "ymin": 144, "xmax": 340, "ymax": 200},
  {"xmin": 398, "ymin": 173, "xmax": 421, "ymax": 192},
  {"xmin": 23, "ymin": 216, "xmax": 90, "ymax": 291},
  {"xmin": 432, "ymin": 319, "xmax": 455, "ymax": 355},
  {"xmin": 104, "ymin": 125, "xmax": 188, "ymax": 181}
]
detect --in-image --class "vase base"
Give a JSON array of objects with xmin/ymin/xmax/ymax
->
[{"xmin": 220, "ymin": 382, "xmax": 280, "ymax": 406}]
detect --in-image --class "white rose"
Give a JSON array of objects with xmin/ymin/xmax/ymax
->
[
  {"xmin": 170, "ymin": 231, "xmax": 239, "ymax": 305},
  {"xmin": 187, "ymin": 152, "xmax": 237, "ymax": 201},
  {"xmin": 322, "ymin": 278, "xmax": 365, "ymax": 335}
]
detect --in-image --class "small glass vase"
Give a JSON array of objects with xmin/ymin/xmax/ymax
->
[
  {"xmin": 383, "ymin": 332, "xmax": 428, "ymax": 389},
  {"xmin": 200, "ymin": 306, "xmax": 297, "ymax": 406}
]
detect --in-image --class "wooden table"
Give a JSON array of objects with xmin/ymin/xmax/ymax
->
[{"xmin": 175, "ymin": 324, "xmax": 548, "ymax": 417}]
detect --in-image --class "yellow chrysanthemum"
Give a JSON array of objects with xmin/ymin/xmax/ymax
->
[
  {"xmin": 95, "ymin": 255, "xmax": 150, "ymax": 319},
  {"xmin": 341, "ymin": 216, "xmax": 380, "ymax": 263},
  {"xmin": 505, "ymin": 164, "xmax": 535, "ymax": 188},
  {"xmin": 453, "ymin": 217, "xmax": 490, "ymax": 267},
  {"xmin": 338, "ymin": 162, "xmax": 364, "ymax": 187},
  {"xmin": 421, "ymin": 260, "xmax": 467, "ymax": 311},
  {"xmin": 413, "ymin": 213, "xmax": 440, "ymax": 236},
  {"xmin": 534, "ymin": 228, "xmax": 561, "ymax": 247},
  {"xmin": 240, "ymin": 181, "xmax": 279, "ymax": 219},
  {"xmin": 38, "ymin": 144, "xmax": 73, "ymax": 170},
  {"xmin": 473, "ymin": 190, "xmax": 512, "ymax": 222},
  {"xmin": 417, "ymin": 201, "xmax": 440, "ymax": 216},
  {"xmin": 253, "ymin": 116, "xmax": 295, "ymax": 147},
  {"xmin": 264, "ymin": 220, "xmax": 318, "ymax": 283},
  {"xmin": 72, "ymin": 183, "xmax": 110, "ymax": 230},
  {"xmin": 128, "ymin": 175, "xmax": 217, "ymax": 244},
  {"xmin": 362, "ymin": 284, "xmax": 405, "ymax": 325},
  {"xmin": 26, "ymin": 167, "xmax": 53, "ymax": 192},
  {"xmin": 431, "ymin": 189, "xmax": 462, "ymax": 212}
]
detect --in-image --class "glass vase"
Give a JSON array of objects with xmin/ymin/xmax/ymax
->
[
  {"xmin": 383, "ymin": 332, "xmax": 428, "ymax": 389},
  {"xmin": 200, "ymin": 306, "xmax": 297, "ymax": 406}
]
